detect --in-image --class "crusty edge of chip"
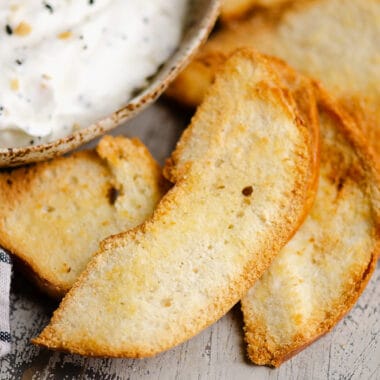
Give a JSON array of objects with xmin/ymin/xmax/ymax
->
[
  {"xmin": 0, "ymin": 137, "xmax": 164, "ymax": 298},
  {"xmin": 220, "ymin": 0, "xmax": 298, "ymax": 22},
  {"xmin": 243, "ymin": 83, "xmax": 380, "ymax": 367},
  {"xmin": 0, "ymin": 151, "xmax": 99, "ymax": 298}
]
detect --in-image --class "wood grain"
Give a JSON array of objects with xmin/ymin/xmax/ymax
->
[{"xmin": 0, "ymin": 101, "xmax": 379, "ymax": 380}]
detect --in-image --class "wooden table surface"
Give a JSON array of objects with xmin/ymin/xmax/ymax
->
[{"xmin": 1, "ymin": 100, "xmax": 379, "ymax": 380}]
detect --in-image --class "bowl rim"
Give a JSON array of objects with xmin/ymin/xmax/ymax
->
[{"xmin": 0, "ymin": 0, "xmax": 220, "ymax": 166}]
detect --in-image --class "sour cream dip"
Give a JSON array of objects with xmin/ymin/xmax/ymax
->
[{"xmin": 0, "ymin": 1, "xmax": 187, "ymax": 147}]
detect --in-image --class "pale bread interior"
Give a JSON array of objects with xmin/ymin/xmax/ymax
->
[
  {"xmin": 33, "ymin": 50, "xmax": 315, "ymax": 358},
  {"xmin": 167, "ymin": 0, "xmax": 380, "ymax": 165},
  {"xmin": 0, "ymin": 136, "xmax": 164, "ymax": 297},
  {"xmin": 242, "ymin": 87, "xmax": 380, "ymax": 367}
]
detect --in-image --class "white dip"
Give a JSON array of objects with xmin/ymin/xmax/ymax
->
[{"xmin": 0, "ymin": 0, "xmax": 187, "ymax": 147}]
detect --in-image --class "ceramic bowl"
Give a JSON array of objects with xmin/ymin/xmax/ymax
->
[{"xmin": 0, "ymin": 0, "xmax": 219, "ymax": 167}]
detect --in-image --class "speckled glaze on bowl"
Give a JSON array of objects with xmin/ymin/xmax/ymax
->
[{"xmin": 0, "ymin": 0, "xmax": 219, "ymax": 167}]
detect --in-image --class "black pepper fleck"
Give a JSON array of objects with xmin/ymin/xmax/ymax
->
[
  {"xmin": 131, "ymin": 86, "xmax": 145, "ymax": 98},
  {"xmin": 5, "ymin": 24, "xmax": 13, "ymax": 35},
  {"xmin": 43, "ymin": 2, "xmax": 54, "ymax": 14}
]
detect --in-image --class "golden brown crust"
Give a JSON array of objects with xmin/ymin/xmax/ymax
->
[
  {"xmin": 33, "ymin": 49, "xmax": 317, "ymax": 357},
  {"xmin": 242, "ymin": 83, "xmax": 380, "ymax": 367},
  {"xmin": 220, "ymin": 0, "xmax": 300, "ymax": 22},
  {"xmin": 0, "ymin": 136, "xmax": 165, "ymax": 298},
  {"xmin": 167, "ymin": 0, "xmax": 380, "ymax": 169},
  {"xmin": 267, "ymin": 57, "xmax": 320, "ymax": 217},
  {"xmin": 11, "ymin": 255, "xmax": 66, "ymax": 299},
  {"xmin": 244, "ymin": 252, "xmax": 377, "ymax": 367},
  {"xmin": 0, "ymin": 151, "xmax": 102, "ymax": 297},
  {"xmin": 165, "ymin": 51, "xmax": 226, "ymax": 108},
  {"xmin": 166, "ymin": 55, "xmax": 320, "ymax": 221}
]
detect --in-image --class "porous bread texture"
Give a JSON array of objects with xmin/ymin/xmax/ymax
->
[
  {"xmin": 167, "ymin": 0, "xmax": 380, "ymax": 165},
  {"xmin": 165, "ymin": 55, "xmax": 320, "ymax": 212},
  {"xmin": 0, "ymin": 135, "xmax": 164, "ymax": 297},
  {"xmin": 242, "ymin": 85, "xmax": 380, "ymax": 367},
  {"xmin": 33, "ymin": 49, "xmax": 317, "ymax": 358},
  {"xmin": 221, "ymin": 0, "xmax": 294, "ymax": 21}
]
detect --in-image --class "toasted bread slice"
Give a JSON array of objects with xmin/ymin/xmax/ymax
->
[
  {"xmin": 0, "ymin": 136, "xmax": 164, "ymax": 297},
  {"xmin": 164, "ymin": 55, "xmax": 320, "ymax": 211},
  {"xmin": 242, "ymin": 85, "xmax": 380, "ymax": 367},
  {"xmin": 167, "ymin": 0, "xmax": 380, "ymax": 164},
  {"xmin": 33, "ymin": 49, "xmax": 316, "ymax": 357}
]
